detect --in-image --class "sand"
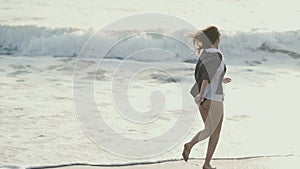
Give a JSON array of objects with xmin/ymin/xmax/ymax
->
[
  {"xmin": 21, "ymin": 155, "xmax": 299, "ymax": 169},
  {"xmin": 1, "ymin": 56, "xmax": 299, "ymax": 168}
]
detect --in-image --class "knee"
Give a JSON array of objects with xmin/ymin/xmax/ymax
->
[
  {"xmin": 210, "ymin": 128, "xmax": 221, "ymax": 139},
  {"xmin": 201, "ymin": 128, "xmax": 213, "ymax": 138},
  {"xmin": 205, "ymin": 126, "xmax": 221, "ymax": 138},
  {"xmin": 210, "ymin": 131, "xmax": 220, "ymax": 139}
]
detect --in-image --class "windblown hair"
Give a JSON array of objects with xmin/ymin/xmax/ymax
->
[{"xmin": 192, "ymin": 26, "xmax": 220, "ymax": 55}]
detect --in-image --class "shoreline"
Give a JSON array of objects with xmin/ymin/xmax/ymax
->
[{"xmin": 15, "ymin": 154, "xmax": 297, "ymax": 169}]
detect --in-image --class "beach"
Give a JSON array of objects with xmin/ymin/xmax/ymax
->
[
  {"xmin": 3, "ymin": 155, "xmax": 297, "ymax": 169},
  {"xmin": 1, "ymin": 0, "xmax": 300, "ymax": 168},
  {"xmin": 1, "ymin": 55, "xmax": 299, "ymax": 168}
]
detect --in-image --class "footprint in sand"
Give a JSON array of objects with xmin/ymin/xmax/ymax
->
[
  {"xmin": 7, "ymin": 70, "xmax": 31, "ymax": 76},
  {"xmin": 226, "ymin": 114, "xmax": 250, "ymax": 121}
]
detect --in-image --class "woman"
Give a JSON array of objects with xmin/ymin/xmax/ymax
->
[{"xmin": 182, "ymin": 26, "xmax": 231, "ymax": 169}]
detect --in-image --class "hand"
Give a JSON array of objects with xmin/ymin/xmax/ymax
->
[
  {"xmin": 223, "ymin": 77, "xmax": 232, "ymax": 84},
  {"xmin": 195, "ymin": 94, "xmax": 204, "ymax": 104}
]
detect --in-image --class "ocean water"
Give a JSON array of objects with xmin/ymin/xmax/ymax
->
[
  {"xmin": 1, "ymin": 0, "xmax": 300, "ymax": 31},
  {"xmin": 1, "ymin": 0, "xmax": 300, "ymax": 168}
]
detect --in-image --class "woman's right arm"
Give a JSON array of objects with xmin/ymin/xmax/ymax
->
[{"xmin": 195, "ymin": 79, "xmax": 209, "ymax": 104}]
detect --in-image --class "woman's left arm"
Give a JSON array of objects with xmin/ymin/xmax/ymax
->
[{"xmin": 223, "ymin": 77, "xmax": 232, "ymax": 84}]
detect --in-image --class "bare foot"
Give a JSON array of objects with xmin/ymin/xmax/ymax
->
[
  {"xmin": 203, "ymin": 164, "xmax": 216, "ymax": 169},
  {"xmin": 182, "ymin": 143, "xmax": 191, "ymax": 162}
]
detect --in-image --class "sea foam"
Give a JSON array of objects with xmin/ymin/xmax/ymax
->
[{"xmin": 1, "ymin": 25, "xmax": 299, "ymax": 65}]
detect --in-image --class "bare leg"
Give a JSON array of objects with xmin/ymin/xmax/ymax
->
[
  {"xmin": 183, "ymin": 100, "xmax": 223, "ymax": 162},
  {"xmin": 203, "ymin": 111, "xmax": 223, "ymax": 169},
  {"xmin": 182, "ymin": 102, "xmax": 210, "ymax": 162},
  {"xmin": 188, "ymin": 101, "xmax": 211, "ymax": 147}
]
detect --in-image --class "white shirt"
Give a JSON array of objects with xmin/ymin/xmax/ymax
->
[{"xmin": 203, "ymin": 48, "xmax": 226, "ymax": 102}]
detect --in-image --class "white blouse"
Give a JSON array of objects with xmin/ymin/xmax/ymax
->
[{"xmin": 203, "ymin": 48, "xmax": 226, "ymax": 102}]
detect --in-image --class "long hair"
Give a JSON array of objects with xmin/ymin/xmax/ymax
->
[{"xmin": 192, "ymin": 26, "xmax": 220, "ymax": 55}]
